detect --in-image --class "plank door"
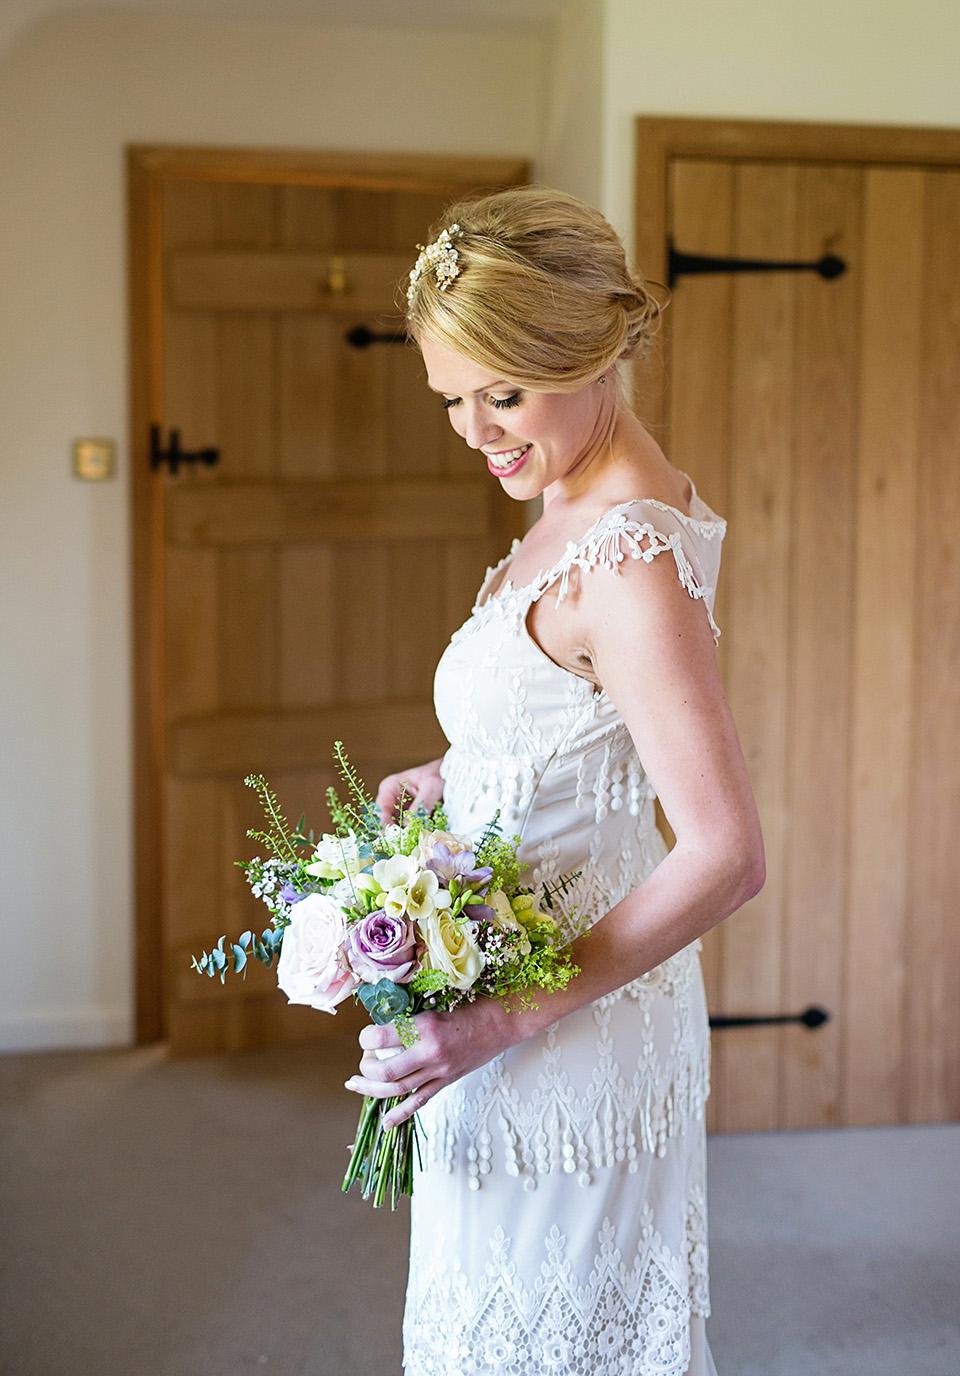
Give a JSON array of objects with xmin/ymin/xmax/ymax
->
[
  {"xmin": 644, "ymin": 125, "xmax": 960, "ymax": 1132},
  {"xmin": 134, "ymin": 160, "xmax": 527, "ymax": 1053}
]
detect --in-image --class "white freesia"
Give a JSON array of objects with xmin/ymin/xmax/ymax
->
[
  {"xmin": 405, "ymin": 868, "xmax": 442, "ymax": 921},
  {"xmin": 305, "ymin": 831, "xmax": 365, "ymax": 881},
  {"xmin": 372, "ymin": 853, "xmax": 419, "ymax": 892},
  {"xmin": 382, "ymin": 886, "xmax": 409, "ymax": 919},
  {"xmin": 418, "ymin": 909, "xmax": 484, "ymax": 991},
  {"xmin": 276, "ymin": 893, "xmax": 356, "ymax": 1012},
  {"xmin": 490, "ymin": 889, "xmax": 532, "ymax": 956}
]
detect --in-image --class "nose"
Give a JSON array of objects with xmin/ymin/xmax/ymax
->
[{"xmin": 456, "ymin": 401, "xmax": 502, "ymax": 451}]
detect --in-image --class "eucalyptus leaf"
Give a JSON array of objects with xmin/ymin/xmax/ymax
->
[
  {"xmin": 232, "ymin": 945, "xmax": 247, "ymax": 973},
  {"xmin": 358, "ymin": 979, "xmax": 411, "ymax": 1025}
]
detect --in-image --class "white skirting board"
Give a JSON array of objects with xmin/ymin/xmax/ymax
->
[{"xmin": 0, "ymin": 1008, "xmax": 133, "ymax": 1052}]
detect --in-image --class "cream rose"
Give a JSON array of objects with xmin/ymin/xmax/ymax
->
[
  {"xmin": 418, "ymin": 909, "xmax": 484, "ymax": 991},
  {"xmin": 276, "ymin": 893, "xmax": 356, "ymax": 1013},
  {"xmin": 416, "ymin": 828, "xmax": 474, "ymax": 865}
]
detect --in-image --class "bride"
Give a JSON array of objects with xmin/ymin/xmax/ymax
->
[{"xmin": 346, "ymin": 187, "xmax": 764, "ymax": 1376}]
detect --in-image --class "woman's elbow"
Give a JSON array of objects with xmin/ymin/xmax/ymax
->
[{"xmin": 731, "ymin": 828, "xmax": 765, "ymax": 908}]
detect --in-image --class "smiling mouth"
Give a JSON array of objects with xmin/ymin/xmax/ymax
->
[{"xmin": 486, "ymin": 443, "xmax": 531, "ymax": 470}]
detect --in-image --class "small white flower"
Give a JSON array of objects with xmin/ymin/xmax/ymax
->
[
  {"xmin": 382, "ymin": 886, "xmax": 409, "ymax": 919},
  {"xmin": 305, "ymin": 831, "xmax": 365, "ymax": 880},
  {"xmin": 372, "ymin": 853, "xmax": 419, "ymax": 892},
  {"xmin": 405, "ymin": 869, "xmax": 440, "ymax": 920}
]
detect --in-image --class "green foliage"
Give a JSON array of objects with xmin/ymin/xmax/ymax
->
[
  {"xmin": 357, "ymin": 979, "xmax": 411, "ymax": 1025},
  {"xmin": 393, "ymin": 802, "xmax": 449, "ymax": 855},
  {"xmin": 407, "ymin": 968, "xmax": 450, "ymax": 997},
  {"xmin": 244, "ymin": 774, "xmax": 303, "ymax": 863},
  {"xmin": 326, "ymin": 740, "xmax": 382, "ymax": 839},
  {"xmin": 395, "ymin": 1013, "xmax": 418, "ymax": 1048},
  {"xmin": 539, "ymin": 868, "xmax": 582, "ymax": 913},
  {"xmin": 474, "ymin": 815, "xmax": 526, "ymax": 893},
  {"xmin": 484, "ymin": 943, "xmax": 580, "ymax": 1009},
  {"xmin": 190, "ymin": 927, "xmax": 283, "ymax": 982}
]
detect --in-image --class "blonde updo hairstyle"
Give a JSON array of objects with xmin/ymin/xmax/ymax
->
[{"xmin": 405, "ymin": 186, "xmax": 662, "ymax": 400}]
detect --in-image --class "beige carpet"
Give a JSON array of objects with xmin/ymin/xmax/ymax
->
[{"xmin": 1, "ymin": 1038, "xmax": 958, "ymax": 1376}]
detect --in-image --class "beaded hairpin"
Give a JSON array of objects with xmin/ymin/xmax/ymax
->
[{"xmin": 407, "ymin": 223, "xmax": 462, "ymax": 304}]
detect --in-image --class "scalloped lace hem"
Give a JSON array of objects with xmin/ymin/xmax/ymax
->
[{"xmin": 404, "ymin": 1202, "xmax": 709, "ymax": 1376}]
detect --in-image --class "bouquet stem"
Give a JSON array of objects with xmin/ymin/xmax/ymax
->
[{"xmin": 342, "ymin": 1094, "xmax": 420, "ymax": 1209}]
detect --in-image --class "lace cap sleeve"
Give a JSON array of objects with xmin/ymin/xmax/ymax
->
[{"xmin": 545, "ymin": 498, "xmax": 726, "ymax": 643}]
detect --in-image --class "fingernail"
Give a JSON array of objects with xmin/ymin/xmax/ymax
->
[{"xmin": 344, "ymin": 1079, "xmax": 357, "ymax": 1089}]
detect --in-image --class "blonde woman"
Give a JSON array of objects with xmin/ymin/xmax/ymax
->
[{"xmin": 347, "ymin": 187, "xmax": 764, "ymax": 1376}]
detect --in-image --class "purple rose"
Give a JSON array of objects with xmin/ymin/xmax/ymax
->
[{"xmin": 343, "ymin": 911, "xmax": 417, "ymax": 985}]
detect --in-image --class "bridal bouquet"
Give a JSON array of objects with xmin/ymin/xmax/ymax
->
[{"xmin": 192, "ymin": 744, "xmax": 580, "ymax": 1208}]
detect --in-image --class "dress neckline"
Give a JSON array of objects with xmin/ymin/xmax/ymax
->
[{"xmin": 477, "ymin": 481, "xmax": 723, "ymax": 610}]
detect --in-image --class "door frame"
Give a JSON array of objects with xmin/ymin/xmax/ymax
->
[
  {"xmin": 633, "ymin": 116, "xmax": 960, "ymax": 431},
  {"xmin": 128, "ymin": 146, "xmax": 528, "ymax": 1042}
]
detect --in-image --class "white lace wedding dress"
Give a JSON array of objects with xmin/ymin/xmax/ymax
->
[{"xmin": 403, "ymin": 490, "xmax": 726, "ymax": 1376}]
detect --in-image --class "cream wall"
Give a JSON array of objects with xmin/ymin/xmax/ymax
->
[
  {"xmin": 0, "ymin": 8, "xmax": 547, "ymax": 1050},
  {"xmin": 602, "ymin": 0, "xmax": 960, "ymax": 252},
  {"xmin": 539, "ymin": 0, "xmax": 604, "ymax": 206}
]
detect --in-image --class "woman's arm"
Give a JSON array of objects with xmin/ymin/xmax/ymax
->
[
  {"xmin": 376, "ymin": 758, "xmax": 445, "ymax": 825},
  {"xmin": 350, "ymin": 552, "xmax": 764, "ymax": 1126}
]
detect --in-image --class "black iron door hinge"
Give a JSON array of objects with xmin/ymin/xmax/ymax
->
[
  {"xmin": 150, "ymin": 425, "xmax": 220, "ymax": 476},
  {"xmin": 668, "ymin": 239, "xmax": 847, "ymax": 290}
]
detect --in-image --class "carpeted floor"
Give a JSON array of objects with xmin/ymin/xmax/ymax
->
[{"xmin": 0, "ymin": 1038, "xmax": 958, "ymax": 1376}]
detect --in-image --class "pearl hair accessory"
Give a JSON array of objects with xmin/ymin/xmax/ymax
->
[{"xmin": 407, "ymin": 223, "xmax": 462, "ymax": 304}]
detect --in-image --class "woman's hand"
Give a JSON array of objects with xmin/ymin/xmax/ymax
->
[
  {"xmin": 345, "ymin": 998, "xmax": 525, "ymax": 1129},
  {"xmin": 376, "ymin": 758, "xmax": 444, "ymax": 825}
]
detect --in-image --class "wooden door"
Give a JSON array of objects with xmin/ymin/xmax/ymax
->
[
  {"xmin": 636, "ymin": 119, "xmax": 960, "ymax": 1132},
  {"xmin": 130, "ymin": 149, "xmax": 527, "ymax": 1054}
]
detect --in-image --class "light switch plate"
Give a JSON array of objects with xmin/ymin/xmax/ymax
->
[{"xmin": 73, "ymin": 438, "xmax": 116, "ymax": 481}]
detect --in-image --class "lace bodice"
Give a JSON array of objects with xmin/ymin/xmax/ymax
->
[{"xmin": 434, "ymin": 489, "xmax": 725, "ymax": 936}]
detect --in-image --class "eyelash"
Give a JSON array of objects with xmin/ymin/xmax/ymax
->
[{"xmin": 442, "ymin": 393, "xmax": 523, "ymax": 411}]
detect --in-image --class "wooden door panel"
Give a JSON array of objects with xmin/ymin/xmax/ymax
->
[
  {"xmin": 714, "ymin": 164, "xmax": 798, "ymax": 1133},
  {"xmin": 780, "ymin": 164, "xmax": 860, "ymax": 1131},
  {"xmin": 166, "ymin": 478, "xmax": 493, "ymax": 544},
  {"xmin": 662, "ymin": 133, "xmax": 960, "ymax": 1131},
  {"xmin": 909, "ymin": 170, "xmax": 960, "ymax": 1122},
  {"xmin": 844, "ymin": 169, "xmax": 925, "ymax": 1125},
  {"xmin": 170, "ymin": 249, "xmax": 412, "ymax": 313},
  {"xmin": 216, "ymin": 315, "xmax": 277, "ymax": 475},
  {"xmin": 278, "ymin": 546, "xmax": 339, "ymax": 707},
  {"xmin": 278, "ymin": 316, "xmax": 349, "ymax": 478},
  {"xmin": 148, "ymin": 165, "xmax": 526, "ymax": 1053}
]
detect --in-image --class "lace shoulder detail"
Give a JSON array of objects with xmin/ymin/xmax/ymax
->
[
  {"xmin": 541, "ymin": 500, "xmax": 724, "ymax": 643},
  {"xmin": 474, "ymin": 538, "xmax": 522, "ymax": 611}
]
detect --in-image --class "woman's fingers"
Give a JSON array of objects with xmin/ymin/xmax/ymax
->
[
  {"xmin": 382, "ymin": 1084, "xmax": 437, "ymax": 1129},
  {"xmin": 358, "ymin": 1021, "xmax": 401, "ymax": 1053}
]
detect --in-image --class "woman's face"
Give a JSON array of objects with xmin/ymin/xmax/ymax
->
[{"xmin": 420, "ymin": 336, "xmax": 610, "ymax": 502}]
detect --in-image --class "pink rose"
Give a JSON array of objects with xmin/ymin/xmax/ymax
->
[{"xmin": 277, "ymin": 893, "xmax": 357, "ymax": 1013}]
